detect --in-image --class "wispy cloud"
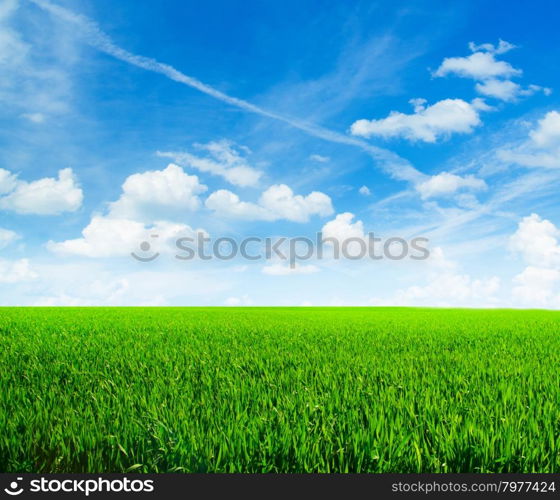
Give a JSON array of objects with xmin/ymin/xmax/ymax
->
[
  {"xmin": 158, "ymin": 140, "xmax": 263, "ymax": 188},
  {"xmin": 30, "ymin": 0, "xmax": 422, "ymax": 183}
]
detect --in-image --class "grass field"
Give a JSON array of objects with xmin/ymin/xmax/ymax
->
[{"xmin": 0, "ymin": 307, "xmax": 559, "ymax": 473}]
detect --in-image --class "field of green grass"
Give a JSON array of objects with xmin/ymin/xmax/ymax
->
[{"xmin": 0, "ymin": 307, "xmax": 559, "ymax": 473}]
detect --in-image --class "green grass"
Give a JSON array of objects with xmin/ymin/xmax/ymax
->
[{"xmin": 0, "ymin": 307, "xmax": 559, "ymax": 473}]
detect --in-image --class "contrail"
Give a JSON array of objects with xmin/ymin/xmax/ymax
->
[{"xmin": 30, "ymin": 0, "xmax": 423, "ymax": 183}]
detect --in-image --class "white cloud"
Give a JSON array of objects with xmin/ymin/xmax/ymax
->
[
  {"xmin": 475, "ymin": 79, "xmax": 519, "ymax": 101},
  {"xmin": 530, "ymin": 110, "xmax": 560, "ymax": 147},
  {"xmin": 35, "ymin": 278, "xmax": 131, "ymax": 306},
  {"xmin": 206, "ymin": 184, "xmax": 333, "ymax": 222},
  {"xmin": 262, "ymin": 263, "xmax": 320, "ymax": 275},
  {"xmin": 499, "ymin": 111, "xmax": 560, "ymax": 168},
  {"xmin": 309, "ymin": 154, "xmax": 330, "ymax": 163},
  {"xmin": 0, "ymin": 227, "xmax": 19, "ymax": 249},
  {"xmin": 29, "ymin": 263, "xmax": 230, "ymax": 306},
  {"xmin": 512, "ymin": 266, "xmax": 560, "ymax": 307},
  {"xmin": 321, "ymin": 213, "xmax": 367, "ymax": 258},
  {"xmin": 416, "ymin": 172, "xmax": 487, "ymax": 199},
  {"xmin": 470, "ymin": 97, "xmax": 494, "ymax": 112},
  {"xmin": 509, "ymin": 213, "xmax": 560, "ymax": 268},
  {"xmin": 205, "ymin": 190, "xmax": 268, "ymax": 219},
  {"xmin": 259, "ymin": 184, "xmax": 333, "ymax": 221},
  {"xmin": 158, "ymin": 140, "xmax": 263, "ymax": 188},
  {"xmin": 468, "ymin": 39, "xmax": 516, "ymax": 55},
  {"xmin": 358, "ymin": 185, "xmax": 371, "ymax": 196},
  {"xmin": 372, "ymin": 247, "xmax": 500, "ymax": 307},
  {"xmin": 48, "ymin": 216, "xmax": 204, "ymax": 258},
  {"xmin": 391, "ymin": 273, "xmax": 500, "ymax": 306},
  {"xmin": 0, "ymin": 167, "xmax": 83, "ymax": 215},
  {"xmin": 475, "ymin": 79, "xmax": 550, "ymax": 101},
  {"xmin": 321, "ymin": 213, "xmax": 365, "ymax": 242},
  {"xmin": 48, "ymin": 163, "xmax": 208, "ymax": 258},
  {"xmin": 509, "ymin": 214, "xmax": 560, "ymax": 308},
  {"xmin": 0, "ymin": 168, "xmax": 18, "ymax": 195},
  {"xmin": 31, "ymin": 0, "xmax": 421, "ymax": 184},
  {"xmin": 0, "ymin": 258, "xmax": 37, "ymax": 283},
  {"xmin": 350, "ymin": 98, "xmax": 482, "ymax": 143},
  {"xmin": 434, "ymin": 49, "xmax": 521, "ymax": 80},
  {"xmin": 108, "ymin": 163, "xmax": 207, "ymax": 222},
  {"xmin": 434, "ymin": 41, "xmax": 550, "ymax": 103}
]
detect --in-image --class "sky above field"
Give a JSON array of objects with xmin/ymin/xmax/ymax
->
[{"xmin": 2, "ymin": 0, "xmax": 560, "ymax": 307}]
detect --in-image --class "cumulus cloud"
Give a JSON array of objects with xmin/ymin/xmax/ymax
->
[
  {"xmin": 509, "ymin": 213, "xmax": 560, "ymax": 268},
  {"xmin": 206, "ymin": 184, "xmax": 333, "ymax": 222},
  {"xmin": 434, "ymin": 50, "xmax": 521, "ymax": 80},
  {"xmin": 48, "ymin": 217, "xmax": 204, "ymax": 258},
  {"xmin": 475, "ymin": 79, "xmax": 519, "ymax": 101},
  {"xmin": 158, "ymin": 140, "xmax": 263, "ymax": 188},
  {"xmin": 259, "ymin": 184, "xmax": 333, "ymax": 221},
  {"xmin": 358, "ymin": 185, "xmax": 371, "ymax": 196},
  {"xmin": 48, "ymin": 163, "xmax": 208, "ymax": 258},
  {"xmin": 475, "ymin": 80, "xmax": 550, "ymax": 102},
  {"xmin": 205, "ymin": 190, "xmax": 268, "ymax": 219},
  {"xmin": 108, "ymin": 163, "xmax": 207, "ymax": 222},
  {"xmin": 0, "ymin": 167, "xmax": 83, "ymax": 215},
  {"xmin": 530, "ymin": 110, "xmax": 560, "ymax": 147},
  {"xmin": 434, "ymin": 40, "xmax": 550, "ymax": 102},
  {"xmin": 0, "ymin": 258, "xmax": 37, "ymax": 283},
  {"xmin": 350, "ymin": 98, "xmax": 482, "ymax": 143},
  {"xmin": 321, "ymin": 213, "xmax": 365, "ymax": 242},
  {"xmin": 499, "ymin": 111, "xmax": 560, "ymax": 168},
  {"xmin": 320, "ymin": 213, "xmax": 368, "ymax": 258},
  {"xmin": 510, "ymin": 213, "xmax": 560, "ymax": 307},
  {"xmin": 415, "ymin": 172, "xmax": 487, "ymax": 199}
]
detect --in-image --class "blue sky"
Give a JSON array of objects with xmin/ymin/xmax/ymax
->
[{"xmin": 2, "ymin": 0, "xmax": 560, "ymax": 306}]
